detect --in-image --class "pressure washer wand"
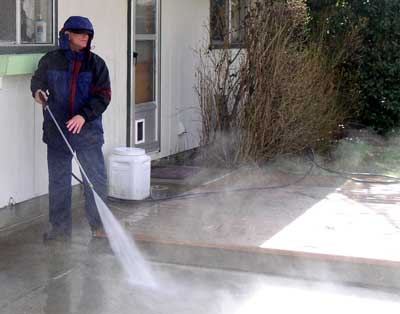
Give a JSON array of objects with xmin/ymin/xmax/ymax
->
[{"xmin": 39, "ymin": 94, "xmax": 94, "ymax": 189}]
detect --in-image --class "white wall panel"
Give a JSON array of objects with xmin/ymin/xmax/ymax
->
[
  {"xmin": 58, "ymin": 0, "xmax": 128, "ymax": 157},
  {"xmin": 0, "ymin": 0, "xmax": 209, "ymax": 208},
  {"xmin": 0, "ymin": 0, "xmax": 127, "ymax": 208},
  {"xmin": 156, "ymin": 0, "xmax": 208, "ymax": 159},
  {"xmin": 0, "ymin": 76, "xmax": 38, "ymax": 207}
]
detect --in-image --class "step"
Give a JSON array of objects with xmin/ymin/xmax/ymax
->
[{"xmin": 135, "ymin": 234, "xmax": 400, "ymax": 290}]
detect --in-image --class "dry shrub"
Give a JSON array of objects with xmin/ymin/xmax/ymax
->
[
  {"xmin": 195, "ymin": 0, "xmax": 344, "ymax": 166},
  {"xmin": 195, "ymin": 45, "xmax": 245, "ymax": 166}
]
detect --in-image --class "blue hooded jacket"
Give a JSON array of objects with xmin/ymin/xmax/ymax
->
[{"xmin": 31, "ymin": 16, "xmax": 111, "ymax": 151}]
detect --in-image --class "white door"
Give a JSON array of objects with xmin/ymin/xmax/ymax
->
[{"xmin": 129, "ymin": 0, "xmax": 160, "ymax": 152}]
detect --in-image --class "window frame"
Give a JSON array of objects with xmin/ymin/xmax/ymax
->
[
  {"xmin": 0, "ymin": 0, "xmax": 58, "ymax": 55},
  {"xmin": 209, "ymin": 0, "xmax": 248, "ymax": 49}
]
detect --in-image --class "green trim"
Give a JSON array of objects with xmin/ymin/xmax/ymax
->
[{"xmin": 0, "ymin": 54, "xmax": 44, "ymax": 76}]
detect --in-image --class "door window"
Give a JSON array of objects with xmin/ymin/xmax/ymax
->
[
  {"xmin": 135, "ymin": 0, "xmax": 157, "ymax": 106},
  {"xmin": 136, "ymin": 0, "xmax": 156, "ymax": 35},
  {"xmin": 135, "ymin": 40, "xmax": 155, "ymax": 104},
  {"xmin": 131, "ymin": 0, "xmax": 160, "ymax": 150}
]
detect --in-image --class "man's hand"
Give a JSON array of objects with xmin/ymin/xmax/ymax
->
[
  {"xmin": 34, "ymin": 90, "xmax": 48, "ymax": 108},
  {"xmin": 66, "ymin": 115, "xmax": 85, "ymax": 134}
]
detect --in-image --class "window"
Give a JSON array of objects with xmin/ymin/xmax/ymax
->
[
  {"xmin": 0, "ymin": 0, "xmax": 57, "ymax": 54},
  {"xmin": 210, "ymin": 0, "xmax": 248, "ymax": 48},
  {"xmin": 135, "ymin": 0, "xmax": 157, "ymax": 106}
]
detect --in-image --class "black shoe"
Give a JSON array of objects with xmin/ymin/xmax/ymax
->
[{"xmin": 43, "ymin": 228, "xmax": 71, "ymax": 242}]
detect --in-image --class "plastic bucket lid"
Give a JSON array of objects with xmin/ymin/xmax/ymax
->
[{"xmin": 113, "ymin": 147, "xmax": 146, "ymax": 156}]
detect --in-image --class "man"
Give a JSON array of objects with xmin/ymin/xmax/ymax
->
[{"xmin": 31, "ymin": 16, "xmax": 111, "ymax": 240}]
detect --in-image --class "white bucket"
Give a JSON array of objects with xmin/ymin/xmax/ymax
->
[{"xmin": 108, "ymin": 147, "xmax": 151, "ymax": 200}]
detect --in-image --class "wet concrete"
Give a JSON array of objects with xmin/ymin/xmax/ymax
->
[
  {"xmin": 121, "ymin": 169, "xmax": 400, "ymax": 289},
  {"xmin": 0, "ymin": 187, "xmax": 83, "ymax": 237},
  {"xmin": 1, "ymin": 168, "xmax": 400, "ymax": 313},
  {"xmin": 1, "ymin": 223, "xmax": 400, "ymax": 314}
]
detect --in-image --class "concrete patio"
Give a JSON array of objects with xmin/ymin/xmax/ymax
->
[
  {"xmin": 120, "ymin": 167, "xmax": 400, "ymax": 289},
  {"xmin": 1, "ymin": 166, "xmax": 400, "ymax": 313}
]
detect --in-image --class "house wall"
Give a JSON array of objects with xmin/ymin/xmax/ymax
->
[
  {"xmin": 154, "ymin": 0, "xmax": 208, "ymax": 159},
  {"xmin": 58, "ymin": 0, "xmax": 128, "ymax": 153},
  {"xmin": 0, "ymin": 0, "xmax": 127, "ymax": 208},
  {"xmin": 0, "ymin": 0, "xmax": 209, "ymax": 209},
  {"xmin": 0, "ymin": 76, "xmax": 41, "ymax": 208}
]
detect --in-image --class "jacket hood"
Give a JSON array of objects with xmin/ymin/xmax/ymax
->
[{"xmin": 59, "ymin": 16, "xmax": 94, "ymax": 51}]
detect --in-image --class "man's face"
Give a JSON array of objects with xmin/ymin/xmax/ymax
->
[{"xmin": 65, "ymin": 31, "xmax": 90, "ymax": 51}]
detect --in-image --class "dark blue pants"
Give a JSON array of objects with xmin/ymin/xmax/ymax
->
[{"xmin": 47, "ymin": 145, "xmax": 107, "ymax": 233}]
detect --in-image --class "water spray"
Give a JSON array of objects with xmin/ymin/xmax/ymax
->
[{"xmin": 39, "ymin": 93, "xmax": 157, "ymax": 288}]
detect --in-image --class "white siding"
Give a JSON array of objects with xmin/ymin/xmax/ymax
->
[
  {"xmin": 0, "ymin": 76, "xmax": 42, "ymax": 207},
  {"xmin": 0, "ymin": 0, "xmax": 209, "ymax": 208},
  {"xmin": 0, "ymin": 0, "xmax": 127, "ymax": 208},
  {"xmin": 58, "ymin": 0, "xmax": 128, "ymax": 157},
  {"xmin": 154, "ymin": 0, "xmax": 208, "ymax": 159}
]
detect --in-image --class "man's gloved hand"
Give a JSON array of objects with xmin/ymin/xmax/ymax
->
[
  {"xmin": 34, "ymin": 89, "xmax": 48, "ymax": 108},
  {"xmin": 66, "ymin": 115, "xmax": 86, "ymax": 134}
]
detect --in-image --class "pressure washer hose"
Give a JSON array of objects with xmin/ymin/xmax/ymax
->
[{"xmin": 307, "ymin": 147, "xmax": 400, "ymax": 185}]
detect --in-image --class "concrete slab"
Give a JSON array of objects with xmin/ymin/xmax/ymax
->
[
  {"xmin": 1, "ymin": 165, "xmax": 400, "ymax": 314},
  {"xmin": 0, "ymin": 186, "xmax": 84, "ymax": 237},
  {"xmin": 1, "ymin": 225, "xmax": 400, "ymax": 314},
  {"xmin": 108, "ymin": 169, "xmax": 400, "ymax": 289}
]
